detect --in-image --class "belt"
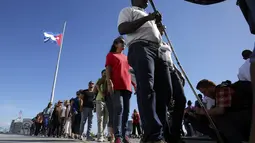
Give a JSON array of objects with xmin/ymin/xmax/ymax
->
[{"xmin": 129, "ymin": 39, "xmax": 160, "ymax": 47}]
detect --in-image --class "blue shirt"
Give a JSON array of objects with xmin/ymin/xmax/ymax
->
[
  {"xmin": 43, "ymin": 107, "xmax": 53, "ymax": 118},
  {"xmin": 73, "ymin": 97, "xmax": 80, "ymax": 113}
]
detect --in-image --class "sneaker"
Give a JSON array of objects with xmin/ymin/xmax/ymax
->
[
  {"xmin": 123, "ymin": 136, "xmax": 131, "ymax": 143},
  {"xmin": 115, "ymin": 137, "xmax": 122, "ymax": 143},
  {"xmin": 97, "ymin": 138, "xmax": 105, "ymax": 142}
]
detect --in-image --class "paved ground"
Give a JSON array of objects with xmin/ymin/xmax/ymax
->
[{"xmin": 0, "ymin": 134, "xmax": 215, "ymax": 143}]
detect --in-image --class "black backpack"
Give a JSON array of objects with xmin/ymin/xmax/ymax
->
[{"xmin": 218, "ymin": 80, "xmax": 253, "ymax": 111}]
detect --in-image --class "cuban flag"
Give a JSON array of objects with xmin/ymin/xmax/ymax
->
[{"xmin": 43, "ymin": 32, "xmax": 63, "ymax": 46}]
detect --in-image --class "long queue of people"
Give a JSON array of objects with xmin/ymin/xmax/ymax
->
[
  {"xmin": 30, "ymin": 0, "xmax": 254, "ymax": 142},
  {"xmin": 30, "ymin": 80, "xmax": 143, "ymax": 142},
  {"xmin": 30, "ymin": 35, "xmax": 142, "ymax": 143}
]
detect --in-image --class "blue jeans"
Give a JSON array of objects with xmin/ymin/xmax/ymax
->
[
  {"xmin": 112, "ymin": 90, "xmax": 131, "ymax": 138},
  {"xmin": 80, "ymin": 107, "xmax": 93, "ymax": 136},
  {"xmin": 105, "ymin": 94, "xmax": 114, "ymax": 128},
  {"xmin": 128, "ymin": 42, "xmax": 186, "ymax": 142}
]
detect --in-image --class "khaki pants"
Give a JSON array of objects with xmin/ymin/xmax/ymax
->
[{"xmin": 96, "ymin": 100, "xmax": 109, "ymax": 139}]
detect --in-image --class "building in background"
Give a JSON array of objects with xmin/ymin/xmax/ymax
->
[{"xmin": 9, "ymin": 118, "xmax": 33, "ymax": 135}]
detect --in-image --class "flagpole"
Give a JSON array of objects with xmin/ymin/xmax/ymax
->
[{"xmin": 50, "ymin": 21, "xmax": 67, "ymax": 103}]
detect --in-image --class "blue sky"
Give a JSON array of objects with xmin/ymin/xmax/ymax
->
[{"xmin": 0, "ymin": 0, "xmax": 254, "ymax": 133}]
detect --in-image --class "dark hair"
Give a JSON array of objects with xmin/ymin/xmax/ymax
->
[
  {"xmin": 198, "ymin": 94, "xmax": 203, "ymax": 99},
  {"xmin": 101, "ymin": 69, "xmax": 106, "ymax": 74},
  {"xmin": 242, "ymin": 50, "xmax": 252, "ymax": 60},
  {"xmin": 187, "ymin": 100, "xmax": 192, "ymax": 106},
  {"xmin": 109, "ymin": 36, "xmax": 125, "ymax": 53},
  {"xmin": 196, "ymin": 79, "xmax": 216, "ymax": 90}
]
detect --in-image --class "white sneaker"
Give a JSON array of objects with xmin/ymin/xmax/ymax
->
[{"xmin": 97, "ymin": 138, "xmax": 105, "ymax": 142}]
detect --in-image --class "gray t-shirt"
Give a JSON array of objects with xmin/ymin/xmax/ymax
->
[{"xmin": 118, "ymin": 6, "xmax": 162, "ymax": 46}]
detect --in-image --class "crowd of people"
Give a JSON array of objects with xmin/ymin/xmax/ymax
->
[
  {"xmin": 30, "ymin": 0, "xmax": 254, "ymax": 143},
  {"xmin": 30, "ymin": 79, "xmax": 143, "ymax": 142}
]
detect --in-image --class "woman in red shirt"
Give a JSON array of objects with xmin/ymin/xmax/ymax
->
[
  {"xmin": 105, "ymin": 36, "xmax": 135, "ymax": 143},
  {"xmin": 132, "ymin": 109, "xmax": 142, "ymax": 138}
]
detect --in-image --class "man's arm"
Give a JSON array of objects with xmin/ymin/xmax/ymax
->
[
  {"xmin": 96, "ymin": 79, "xmax": 103, "ymax": 93},
  {"xmin": 118, "ymin": 8, "xmax": 159, "ymax": 35},
  {"xmin": 106, "ymin": 66, "xmax": 112, "ymax": 84},
  {"xmin": 79, "ymin": 99, "xmax": 83, "ymax": 112},
  {"xmin": 118, "ymin": 16, "xmax": 150, "ymax": 35}
]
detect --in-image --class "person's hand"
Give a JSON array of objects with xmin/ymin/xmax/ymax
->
[
  {"xmin": 147, "ymin": 11, "xmax": 162, "ymax": 22},
  {"xmin": 107, "ymin": 80, "xmax": 114, "ymax": 95}
]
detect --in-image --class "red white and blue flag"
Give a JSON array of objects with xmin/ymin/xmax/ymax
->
[{"xmin": 43, "ymin": 32, "xmax": 63, "ymax": 46}]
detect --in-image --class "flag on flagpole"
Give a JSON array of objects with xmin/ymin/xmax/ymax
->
[{"xmin": 43, "ymin": 32, "xmax": 63, "ymax": 46}]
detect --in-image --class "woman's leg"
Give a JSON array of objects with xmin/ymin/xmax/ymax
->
[
  {"xmin": 112, "ymin": 90, "xmax": 124, "ymax": 139},
  {"xmin": 137, "ymin": 123, "xmax": 142, "ymax": 136},
  {"xmin": 132, "ymin": 123, "xmax": 136, "ymax": 135},
  {"xmin": 34, "ymin": 123, "xmax": 40, "ymax": 136},
  {"xmin": 105, "ymin": 94, "xmax": 115, "ymax": 143},
  {"xmin": 103, "ymin": 102, "xmax": 109, "ymax": 133},
  {"xmin": 96, "ymin": 101, "xmax": 104, "ymax": 140},
  {"xmin": 121, "ymin": 91, "xmax": 131, "ymax": 139}
]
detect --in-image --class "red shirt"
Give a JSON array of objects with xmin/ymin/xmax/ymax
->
[
  {"xmin": 132, "ymin": 113, "xmax": 140, "ymax": 124},
  {"xmin": 105, "ymin": 52, "xmax": 132, "ymax": 92},
  {"xmin": 215, "ymin": 86, "xmax": 233, "ymax": 108}
]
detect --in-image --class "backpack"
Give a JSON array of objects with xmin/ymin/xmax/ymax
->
[{"xmin": 218, "ymin": 80, "xmax": 253, "ymax": 111}]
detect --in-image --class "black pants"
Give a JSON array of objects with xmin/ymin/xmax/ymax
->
[
  {"xmin": 132, "ymin": 123, "xmax": 142, "ymax": 136},
  {"xmin": 51, "ymin": 120, "xmax": 61, "ymax": 137},
  {"xmin": 169, "ymin": 71, "xmax": 186, "ymax": 141},
  {"xmin": 72, "ymin": 113, "xmax": 81, "ymax": 134},
  {"xmin": 187, "ymin": 110, "xmax": 251, "ymax": 143},
  {"xmin": 214, "ymin": 110, "xmax": 251, "ymax": 143},
  {"xmin": 128, "ymin": 42, "xmax": 186, "ymax": 142},
  {"xmin": 34, "ymin": 122, "xmax": 42, "ymax": 136}
]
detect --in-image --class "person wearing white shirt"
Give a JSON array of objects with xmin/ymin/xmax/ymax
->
[
  {"xmin": 118, "ymin": 1, "xmax": 186, "ymax": 142},
  {"xmin": 203, "ymin": 96, "xmax": 215, "ymax": 110},
  {"xmin": 238, "ymin": 49, "xmax": 252, "ymax": 81}
]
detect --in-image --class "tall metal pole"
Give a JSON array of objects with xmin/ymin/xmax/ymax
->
[{"xmin": 50, "ymin": 21, "xmax": 67, "ymax": 103}]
